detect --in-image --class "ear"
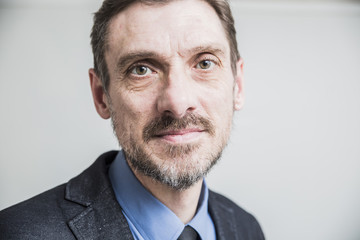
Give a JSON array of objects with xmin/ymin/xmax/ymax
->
[
  {"xmin": 233, "ymin": 58, "xmax": 244, "ymax": 111},
  {"xmin": 89, "ymin": 68, "xmax": 111, "ymax": 119}
]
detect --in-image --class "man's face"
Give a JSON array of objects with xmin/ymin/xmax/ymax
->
[{"xmin": 91, "ymin": 0, "xmax": 243, "ymax": 189}]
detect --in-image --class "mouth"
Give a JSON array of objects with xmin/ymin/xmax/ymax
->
[{"xmin": 154, "ymin": 128, "xmax": 205, "ymax": 143}]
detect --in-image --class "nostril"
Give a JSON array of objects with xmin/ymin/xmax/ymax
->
[
  {"xmin": 156, "ymin": 75, "xmax": 198, "ymax": 118},
  {"xmin": 162, "ymin": 109, "xmax": 187, "ymax": 119}
]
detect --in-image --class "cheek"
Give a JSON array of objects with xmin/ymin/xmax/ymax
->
[
  {"xmin": 199, "ymin": 81, "xmax": 234, "ymax": 130},
  {"xmin": 111, "ymin": 91, "xmax": 157, "ymax": 136},
  {"xmin": 201, "ymin": 80, "xmax": 234, "ymax": 112}
]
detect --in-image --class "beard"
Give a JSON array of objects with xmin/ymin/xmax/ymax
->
[{"xmin": 111, "ymin": 112, "xmax": 229, "ymax": 191}]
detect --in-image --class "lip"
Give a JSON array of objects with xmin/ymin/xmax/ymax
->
[{"xmin": 155, "ymin": 128, "xmax": 205, "ymax": 143}]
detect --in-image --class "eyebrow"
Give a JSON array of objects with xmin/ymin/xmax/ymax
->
[
  {"xmin": 115, "ymin": 44, "xmax": 227, "ymax": 72},
  {"xmin": 116, "ymin": 51, "xmax": 163, "ymax": 73},
  {"xmin": 185, "ymin": 45, "xmax": 226, "ymax": 58}
]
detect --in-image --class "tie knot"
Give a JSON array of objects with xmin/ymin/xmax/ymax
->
[{"xmin": 177, "ymin": 225, "xmax": 200, "ymax": 240}]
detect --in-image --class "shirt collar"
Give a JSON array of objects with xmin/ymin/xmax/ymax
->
[
  {"xmin": 109, "ymin": 151, "xmax": 211, "ymax": 240},
  {"xmin": 187, "ymin": 181, "xmax": 212, "ymax": 240}
]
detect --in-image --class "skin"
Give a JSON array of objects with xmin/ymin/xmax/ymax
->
[{"xmin": 89, "ymin": 0, "xmax": 244, "ymax": 223}]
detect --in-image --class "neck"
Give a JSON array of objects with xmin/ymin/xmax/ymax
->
[{"xmin": 132, "ymin": 169, "xmax": 203, "ymax": 224}]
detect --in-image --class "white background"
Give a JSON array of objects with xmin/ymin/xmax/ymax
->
[{"xmin": 1, "ymin": 0, "xmax": 360, "ymax": 239}]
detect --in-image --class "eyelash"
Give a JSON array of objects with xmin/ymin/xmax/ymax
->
[
  {"xmin": 126, "ymin": 63, "xmax": 155, "ymax": 76},
  {"xmin": 195, "ymin": 55, "xmax": 219, "ymax": 67},
  {"xmin": 125, "ymin": 54, "xmax": 219, "ymax": 75}
]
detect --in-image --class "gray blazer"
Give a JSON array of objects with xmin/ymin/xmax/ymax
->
[{"xmin": 0, "ymin": 151, "xmax": 265, "ymax": 240}]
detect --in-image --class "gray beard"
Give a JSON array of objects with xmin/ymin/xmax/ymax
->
[
  {"xmin": 109, "ymin": 108, "xmax": 226, "ymax": 190},
  {"xmin": 122, "ymin": 141, "xmax": 223, "ymax": 191}
]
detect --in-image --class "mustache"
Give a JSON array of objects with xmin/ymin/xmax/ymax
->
[{"xmin": 143, "ymin": 113, "xmax": 215, "ymax": 142}]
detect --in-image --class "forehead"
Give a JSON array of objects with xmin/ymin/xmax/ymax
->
[{"xmin": 106, "ymin": 0, "xmax": 229, "ymax": 59}]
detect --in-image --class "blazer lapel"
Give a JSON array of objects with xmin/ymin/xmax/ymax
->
[
  {"xmin": 67, "ymin": 187, "xmax": 133, "ymax": 240},
  {"xmin": 208, "ymin": 190, "xmax": 238, "ymax": 240},
  {"xmin": 64, "ymin": 151, "xmax": 134, "ymax": 240}
]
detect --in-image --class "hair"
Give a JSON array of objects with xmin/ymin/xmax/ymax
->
[{"xmin": 90, "ymin": 0, "xmax": 240, "ymax": 91}]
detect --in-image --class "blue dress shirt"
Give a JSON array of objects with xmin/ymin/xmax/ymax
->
[{"xmin": 109, "ymin": 151, "xmax": 216, "ymax": 240}]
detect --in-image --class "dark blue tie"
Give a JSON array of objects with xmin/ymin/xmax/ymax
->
[{"xmin": 177, "ymin": 226, "xmax": 200, "ymax": 240}]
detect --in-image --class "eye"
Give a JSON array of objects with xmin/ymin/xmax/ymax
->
[
  {"xmin": 130, "ymin": 65, "xmax": 153, "ymax": 76},
  {"xmin": 196, "ymin": 60, "xmax": 214, "ymax": 70}
]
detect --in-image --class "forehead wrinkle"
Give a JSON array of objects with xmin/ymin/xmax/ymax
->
[{"xmin": 107, "ymin": 2, "xmax": 231, "ymax": 76}]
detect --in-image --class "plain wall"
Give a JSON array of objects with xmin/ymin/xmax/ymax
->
[{"xmin": 1, "ymin": 1, "xmax": 359, "ymax": 240}]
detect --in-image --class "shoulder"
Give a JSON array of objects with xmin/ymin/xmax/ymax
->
[
  {"xmin": 0, "ymin": 184, "xmax": 83, "ymax": 239},
  {"xmin": 0, "ymin": 151, "xmax": 119, "ymax": 239},
  {"xmin": 208, "ymin": 190, "xmax": 265, "ymax": 240}
]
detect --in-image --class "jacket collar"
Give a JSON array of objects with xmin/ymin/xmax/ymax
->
[
  {"xmin": 64, "ymin": 151, "xmax": 134, "ymax": 240},
  {"xmin": 63, "ymin": 151, "xmax": 240, "ymax": 240},
  {"xmin": 208, "ymin": 190, "xmax": 238, "ymax": 240}
]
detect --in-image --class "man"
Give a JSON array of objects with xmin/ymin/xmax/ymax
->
[{"xmin": 0, "ymin": 0, "xmax": 264, "ymax": 239}]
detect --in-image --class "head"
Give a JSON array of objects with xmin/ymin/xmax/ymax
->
[{"xmin": 89, "ymin": 0, "xmax": 244, "ymax": 190}]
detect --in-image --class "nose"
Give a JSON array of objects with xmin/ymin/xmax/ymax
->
[{"xmin": 156, "ymin": 69, "xmax": 197, "ymax": 118}]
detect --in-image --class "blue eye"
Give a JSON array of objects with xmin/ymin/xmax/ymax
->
[
  {"xmin": 131, "ymin": 65, "xmax": 152, "ymax": 76},
  {"xmin": 196, "ymin": 60, "xmax": 214, "ymax": 70}
]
